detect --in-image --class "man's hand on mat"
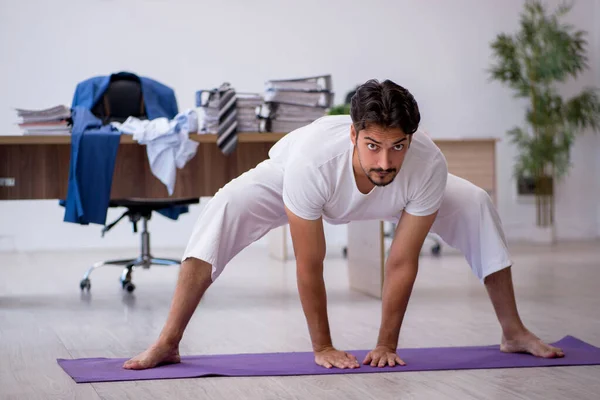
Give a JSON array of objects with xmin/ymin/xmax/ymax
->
[
  {"xmin": 314, "ymin": 347, "xmax": 360, "ymax": 369},
  {"xmin": 122, "ymin": 342, "xmax": 181, "ymax": 370},
  {"xmin": 363, "ymin": 346, "xmax": 406, "ymax": 367}
]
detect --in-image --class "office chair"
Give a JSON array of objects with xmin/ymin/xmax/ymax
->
[
  {"xmin": 91, "ymin": 72, "xmax": 147, "ymax": 124},
  {"xmin": 79, "ymin": 74, "xmax": 200, "ymax": 293}
]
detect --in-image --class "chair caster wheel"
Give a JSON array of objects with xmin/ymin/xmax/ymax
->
[
  {"xmin": 80, "ymin": 279, "xmax": 91, "ymax": 291},
  {"xmin": 431, "ymin": 244, "xmax": 441, "ymax": 256},
  {"xmin": 122, "ymin": 281, "xmax": 135, "ymax": 292}
]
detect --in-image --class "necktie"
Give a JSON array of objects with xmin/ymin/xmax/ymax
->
[{"xmin": 216, "ymin": 83, "xmax": 238, "ymax": 155}]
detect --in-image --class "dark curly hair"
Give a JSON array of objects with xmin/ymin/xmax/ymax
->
[{"xmin": 350, "ymin": 79, "xmax": 421, "ymax": 136}]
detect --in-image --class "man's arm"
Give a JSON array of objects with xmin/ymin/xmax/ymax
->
[
  {"xmin": 285, "ymin": 206, "xmax": 330, "ymax": 350},
  {"xmin": 364, "ymin": 210, "xmax": 438, "ymax": 367},
  {"xmin": 285, "ymin": 206, "xmax": 359, "ymax": 369}
]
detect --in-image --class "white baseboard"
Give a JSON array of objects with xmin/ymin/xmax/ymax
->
[
  {"xmin": 0, "ymin": 235, "xmax": 16, "ymax": 252},
  {"xmin": 504, "ymin": 219, "xmax": 597, "ymax": 242}
]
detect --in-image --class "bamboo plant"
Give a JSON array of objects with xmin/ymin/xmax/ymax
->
[{"xmin": 488, "ymin": 0, "xmax": 600, "ymax": 230}]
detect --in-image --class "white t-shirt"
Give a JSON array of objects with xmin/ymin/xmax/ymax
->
[{"xmin": 268, "ymin": 115, "xmax": 448, "ymax": 224}]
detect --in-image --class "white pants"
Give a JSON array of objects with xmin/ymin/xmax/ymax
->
[{"xmin": 182, "ymin": 159, "xmax": 512, "ymax": 283}]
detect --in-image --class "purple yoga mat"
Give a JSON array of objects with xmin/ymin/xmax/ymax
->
[{"xmin": 57, "ymin": 336, "xmax": 600, "ymax": 383}]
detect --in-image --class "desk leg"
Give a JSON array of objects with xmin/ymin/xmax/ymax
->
[
  {"xmin": 347, "ymin": 220, "xmax": 385, "ymax": 299},
  {"xmin": 267, "ymin": 225, "xmax": 291, "ymax": 261}
]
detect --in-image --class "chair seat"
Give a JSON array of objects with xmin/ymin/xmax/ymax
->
[{"xmin": 109, "ymin": 197, "xmax": 199, "ymax": 211}]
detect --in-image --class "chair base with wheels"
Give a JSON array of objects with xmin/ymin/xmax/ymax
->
[
  {"xmin": 341, "ymin": 224, "xmax": 443, "ymax": 259},
  {"xmin": 79, "ymin": 198, "xmax": 199, "ymax": 292}
]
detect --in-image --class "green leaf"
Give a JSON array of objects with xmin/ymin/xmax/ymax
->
[
  {"xmin": 327, "ymin": 104, "xmax": 350, "ymax": 115},
  {"xmin": 563, "ymin": 88, "xmax": 600, "ymax": 131}
]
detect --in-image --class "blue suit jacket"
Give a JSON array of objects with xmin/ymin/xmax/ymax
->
[
  {"xmin": 63, "ymin": 107, "xmax": 121, "ymax": 225},
  {"xmin": 63, "ymin": 73, "xmax": 187, "ymax": 226}
]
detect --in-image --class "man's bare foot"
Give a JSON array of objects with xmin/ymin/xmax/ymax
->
[
  {"xmin": 123, "ymin": 342, "xmax": 181, "ymax": 370},
  {"xmin": 501, "ymin": 329, "xmax": 564, "ymax": 358}
]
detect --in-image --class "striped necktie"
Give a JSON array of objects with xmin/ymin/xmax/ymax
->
[{"xmin": 216, "ymin": 83, "xmax": 238, "ymax": 155}]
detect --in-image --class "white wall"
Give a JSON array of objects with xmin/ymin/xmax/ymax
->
[{"xmin": 1, "ymin": 0, "xmax": 599, "ymax": 252}]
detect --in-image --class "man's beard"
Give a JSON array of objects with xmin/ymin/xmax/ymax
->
[
  {"xmin": 356, "ymin": 148, "xmax": 397, "ymax": 187},
  {"xmin": 366, "ymin": 168, "xmax": 397, "ymax": 187}
]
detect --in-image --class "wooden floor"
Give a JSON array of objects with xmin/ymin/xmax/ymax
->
[{"xmin": 1, "ymin": 241, "xmax": 599, "ymax": 399}]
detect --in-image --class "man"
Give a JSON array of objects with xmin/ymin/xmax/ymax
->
[{"xmin": 123, "ymin": 79, "xmax": 564, "ymax": 370}]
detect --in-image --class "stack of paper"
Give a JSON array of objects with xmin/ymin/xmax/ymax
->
[
  {"xmin": 195, "ymin": 87, "xmax": 262, "ymax": 133},
  {"xmin": 16, "ymin": 105, "xmax": 71, "ymax": 135},
  {"xmin": 259, "ymin": 75, "xmax": 333, "ymax": 132},
  {"xmin": 236, "ymin": 93, "xmax": 263, "ymax": 132}
]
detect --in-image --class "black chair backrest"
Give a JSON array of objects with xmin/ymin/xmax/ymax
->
[{"xmin": 92, "ymin": 74, "xmax": 147, "ymax": 123}]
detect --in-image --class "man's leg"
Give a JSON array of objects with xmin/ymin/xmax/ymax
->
[
  {"xmin": 123, "ymin": 257, "xmax": 212, "ymax": 369},
  {"xmin": 431, "ymin": 174, "xmax": 563, "ymax": 357},
  {"xmin": 484, "ymin": 266, "xmax": 563, "ymax": 357},
  {"xmin": 124, "ymin": 160, "xmax": 288, "ymax": 370}
]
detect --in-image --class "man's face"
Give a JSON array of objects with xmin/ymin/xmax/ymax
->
[{"xmin": 351, "ymin": 124, "xmax": 411, "ymax": 187}]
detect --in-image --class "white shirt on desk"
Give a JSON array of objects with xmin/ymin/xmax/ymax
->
[{"xmin": 112, "ymin": 109, "xmax": 199, "ymax": 196}]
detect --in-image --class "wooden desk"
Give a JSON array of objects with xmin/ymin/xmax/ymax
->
[
  {"xmin": 0, "ymin": 134, "xmax": 497, "ymax": 199},
  {"xmin": 0, "ymin": 133, "xmax": 285, "ymax": 200},
  {"xmin": 1, "ymin": 133, "xmax": 497, "ymax": 299}
]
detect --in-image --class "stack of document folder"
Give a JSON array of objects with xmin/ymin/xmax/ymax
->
[
  {"xmin": 195, "ymin": 87, "xmax": 262, "ymax": 133},
  {"xmin": 16, "ymin": 105, "xmax": 71, "ymax": 135},
  {"xmin": 258, "ymin": 75, "xmax": 333, "ymax": 132},
  {"xmin": 235, "ymin": 93, "xmax": 263, "ymax": 132}
]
